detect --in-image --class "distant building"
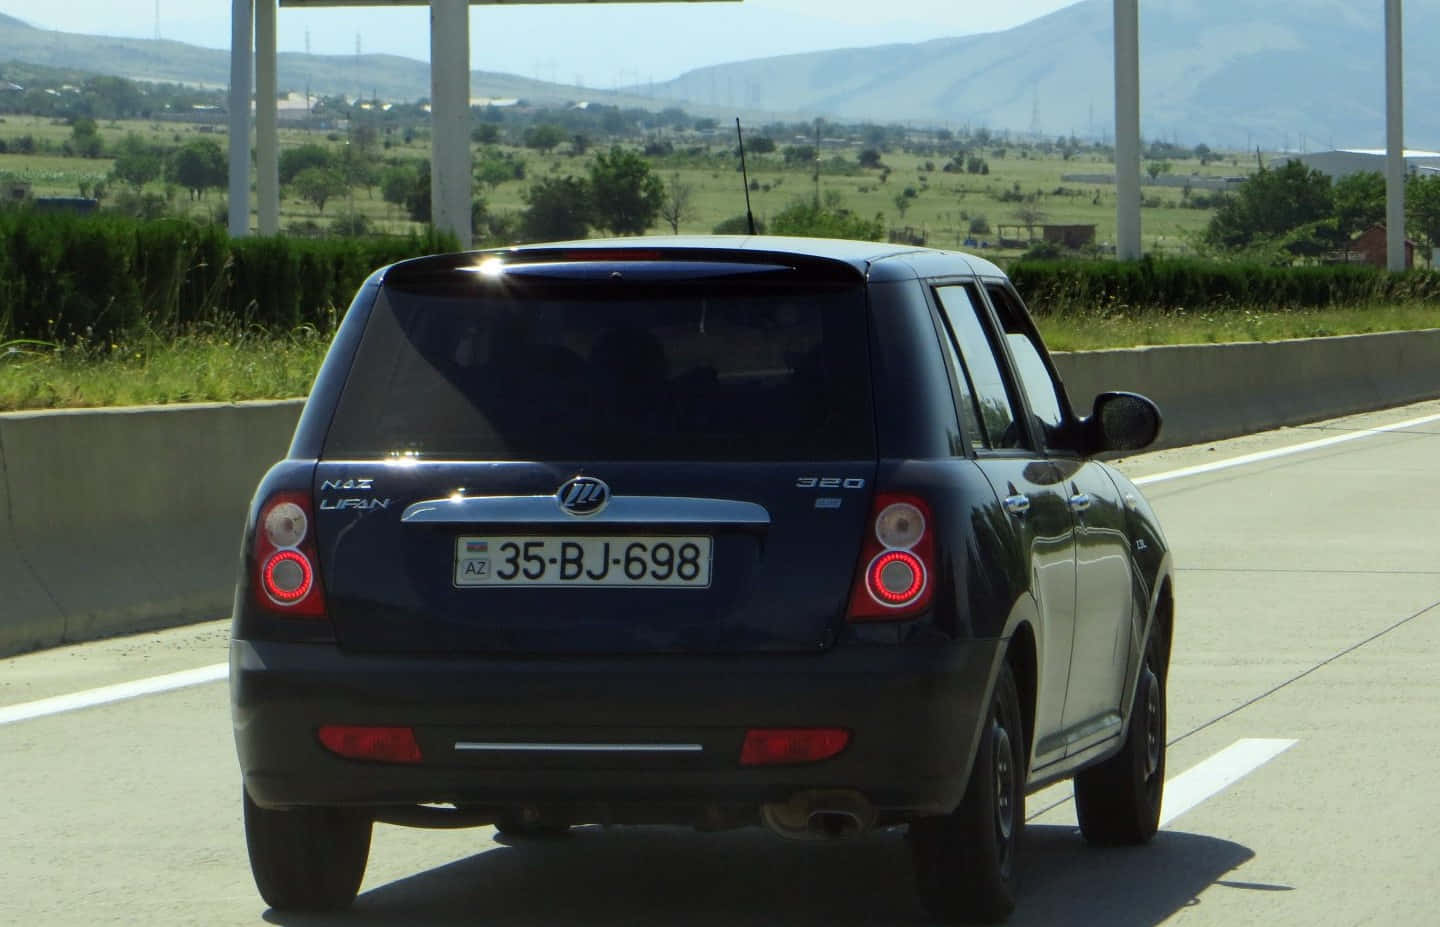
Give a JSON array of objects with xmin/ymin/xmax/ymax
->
[
  {"xmin": 1042, "ymin": 224, "xmax": 1096, "ymax": 249},
  {"xmin": 1270, "ymin": 149, "xmax": 1440, "ymax": 180},
  {"xmin": 1346, "ymin": 225, "xmax": 1414, "ymax": 269}
]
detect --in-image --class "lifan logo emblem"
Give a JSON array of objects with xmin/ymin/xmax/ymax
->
[{"xmin": 557, "ymin": 476, "xmax": 610, "ymax": 516}]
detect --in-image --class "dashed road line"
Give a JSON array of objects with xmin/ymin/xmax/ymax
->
[
  {"xmin": 1159, "ymin": 737, "xmax": 1297, "ymax": 827},
  {"xmin": 0, "ymin": 662, "xmax": 227, "ymax": 726},
  {"xmin": 1133, "ymin": 411, "xmax": 1440, "ymax": 487}
]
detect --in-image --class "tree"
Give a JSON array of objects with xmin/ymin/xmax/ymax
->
[
  {"xmin": 1204, "ymin": 160, "xmax": 1333, "ymax": 250},
  {"xmin": 1407, "ymin": 174, "xmax": 1440, "ymax": 251},
  {"xmin": 1145, "ymin": 160, "xmax": 1173, "ymax": 183},
  {"xmin": 1013, "ymin": 204, "xmax": 1047, "ymax": 238},
  {"xmin": 380, "ymin": 163, "xmax": 420, "ymax": 211},
  {"xmin": 770, "ymin": 191, "xmax": 883, "ymax": 241},
  {"xmin": 279, "ymin": 143, "xmax": 334, "ymax": 185},
  {"xmin": 520, "ymin": 175, "xmax": 591, "ymax": 242},
  {"xmin": 290, "ymin": 166, "xmax": 349, "ymax": 214},
  {"xmin": 474, "ymin": 148, "xmax": 525, "ymax": 192},
  {"xmin": 859, "ymin": 148, "xmax": 884, "ymax": 169},
  {"xmin": 110, "ymin": 133, "xmax": 162, "ymax": 193},
  {"xmin": 713, "ymin": 213, "xmax": 766, "ymax": 234},
  {"xmin": 747, "ymin": 135, "xmax": 776, "ymax": 155},
  {"xmin": 68, "ymin": 116, "xmax": 102, "ymax": 158},
  {"xmin": 522, "ymin": 124, "xmax": 567, "ymax": 152},
  {"xmin": 782, "ymin": 144, "xmax": 816, "ymax": 167},
  {"xmin": 587, "ymin": 146, "xmax": 663, "ymax": 236},
  {"xmin": 471, "ymin": 124, "xmax": 501, "ymax": 145},
  {"xmin": 170, "ymin": 139, "xmax": 226, "ymax": 199},
  {"xmin": 1332, "ymin": 171, "xmax": 1386, "ymax": 239},
  {"xmin": 404, "ymin": 161, "xmax": 432, "ymax": 223},
  {"xmin": 659, "ymin": 173, "xmax": 697, "ymax": 234}
]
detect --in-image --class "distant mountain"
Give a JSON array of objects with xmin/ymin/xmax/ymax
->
[
  {"xmin": 0, "ymin": 13, "xmax": 645, "ymax": 108},
  {"xmin": 2, "ymin": 1, "xmax": 1438, "ymax": 149},
  {"xmin": 652, "ymin": 0, "xmax": 1440, "ymax": 149}
]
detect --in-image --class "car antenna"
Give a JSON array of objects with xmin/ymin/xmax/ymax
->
[{"xmin": 736, "ymin": 118, "xmax": 757, "ymax": 235}]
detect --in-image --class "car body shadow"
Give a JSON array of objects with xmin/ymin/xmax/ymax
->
[{"xmin": 264, "ymin": 823, "xmax": 1252, "ymax": 927}]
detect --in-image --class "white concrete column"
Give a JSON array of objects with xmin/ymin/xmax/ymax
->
[
  {"xmin": 431, "ymin": 0, "xmax": 473, "ymax": 249},
  {"xmin": 228, "ymin": 0, "xmax": 253, "ymax": 238},
  {"xmin": 255, "ymin": 0, "xmax": 279, "ymax": 236},
  {"xmin": 1113, "ymin": 0, "xmax": 1141, "ymax": 261},
  {"xmin": 1385, "ymin": 0, "xmax": 1405, "ymax": 271}
]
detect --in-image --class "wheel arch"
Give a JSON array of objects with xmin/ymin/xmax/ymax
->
[{"xmin": 1004, "ymin": 622, "xmax": 1038, "ymax": 776}]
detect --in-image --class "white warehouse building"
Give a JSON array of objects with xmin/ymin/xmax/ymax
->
[{"xmin": 1269, "ymin": 149, "xmax": 1440, "ymax": 179}]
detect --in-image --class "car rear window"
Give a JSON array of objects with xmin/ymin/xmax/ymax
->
[{"xmin": 322, "ymin": 278, "xmax": 875, "ymax": 461}]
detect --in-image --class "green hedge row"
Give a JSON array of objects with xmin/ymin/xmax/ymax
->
[
  {"xmin": 4, "ymin": 213, "xmax": 1437, "ymax": 344},
  {"xmin": 1008, "ymin": 257, "xmax": 1440, "ymax": 316},
  {"xmin": 0, "ymin": 211, "xmax": 457, "ymax": 343}
]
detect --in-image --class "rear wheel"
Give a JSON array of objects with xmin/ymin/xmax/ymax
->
[
  {"xmin": 1074, "ymin": 629, "xmax": 1167, "ymax": 846},
  {"xmin": 243, "ymin": 788, "xmax": 372, "ymax": 912},
  {"xmin": 911, "ymin": 663, "xmax": 1026, "ymax": 924}
]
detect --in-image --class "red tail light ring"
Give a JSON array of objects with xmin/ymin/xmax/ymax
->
[
  {"xmin": 262, "ymin": 550, "xmax": 314, "ymax": 604},
  {"xmin": 866, "ymin": 549, "xmax": 927, "ymax": 606}
]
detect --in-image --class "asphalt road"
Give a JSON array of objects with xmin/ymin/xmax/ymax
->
[{"xmin": 4, "ymin": 400, "xmax": 1440, "ymax": 926}]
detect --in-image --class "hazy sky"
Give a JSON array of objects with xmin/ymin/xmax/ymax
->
[{"xmin": 0, "ymin": 1, "xmax": 1080, "ymax": 84}]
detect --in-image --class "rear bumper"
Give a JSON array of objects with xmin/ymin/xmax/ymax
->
[{"xmin": 230, "ymin": 637, "xmax": 1004, "ymax": 817}]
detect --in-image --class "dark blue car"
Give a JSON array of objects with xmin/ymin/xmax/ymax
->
[{"xmin": 231, "ymin": 237, "xmax": 1173, "ymax": 923}]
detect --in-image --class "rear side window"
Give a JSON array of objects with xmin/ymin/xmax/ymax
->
[{"xmin": 323, "ymin": 281, "xmax": 874, "ymax": 461}]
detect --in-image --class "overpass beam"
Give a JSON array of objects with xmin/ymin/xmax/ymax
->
[
  {"xmin": 1113, "ymin": 0, "xmax": 1141, "ymax": 261},
  {"xmin": 431, "ymin": 0, "xmax": 473, "ymax": 249},
  {"xmin": 1385, "ymin": 0, "xmax": 1405, "ymax": 271},
  {"xmin": 228, "ymin": 0, "xmax": 253, "ymax": 238},
  {"xmin": 256, "ymin": 0, "xmax": 279, "ymax": 236}
]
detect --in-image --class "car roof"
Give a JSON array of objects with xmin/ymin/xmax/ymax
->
[{"xmin": 377, "ymin": 235, "xmax": 1006, "ymax": 285}]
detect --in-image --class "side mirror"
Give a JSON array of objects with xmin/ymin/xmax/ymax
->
[{"xmin": 1090, "ymin": 391, "xmax": 1162, "ymax": 454}]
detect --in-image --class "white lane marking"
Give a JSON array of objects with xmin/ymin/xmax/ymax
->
[
  {"xmin": 0, "ymin": 663, "xmax": 227, "ymax": 727},
  {"xmin": 1159, "ymin": 737, "xmax": 1297, "ymax": 827},
  {"xmin": 1133, "ymin": 411, "xmax": 1440, "ymax": 486}
]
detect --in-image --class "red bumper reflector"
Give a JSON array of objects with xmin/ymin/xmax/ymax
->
[
  {"xmin": 740, "ymin": 728, "xmax": 850, "ymax": 766},
  {"xmin": 317, "ymin": 725, "xmax": 423, "ymax": 764}
]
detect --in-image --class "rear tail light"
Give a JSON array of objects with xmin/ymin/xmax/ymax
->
[
  {"xmin": 318, "ymin": 725, "xmax": 423, "ymax": 764},
  {"xmin": 846, "ymin": 494, "xmax": 935, "ymax": 621},
  {"xmin": 253, "ymin": 491, "xmax": 327, "ymax": 618},
  {"xmin": 740, "ymin": 728, "xmax": 850, "ymax": 766}
]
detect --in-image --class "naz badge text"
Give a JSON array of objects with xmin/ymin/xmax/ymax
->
[{"xmin": 320, "ymin": 478, "xmax": 392, "ymax": 512}]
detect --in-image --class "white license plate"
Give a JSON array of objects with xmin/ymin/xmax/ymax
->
[{"xmin": 455, "ymin": 536, "xmax": 712, "ymax": 588}]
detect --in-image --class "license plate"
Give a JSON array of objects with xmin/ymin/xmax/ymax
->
[{"xmin": 454, "ymin": 536, "xmax": 712, "ymax": 588}]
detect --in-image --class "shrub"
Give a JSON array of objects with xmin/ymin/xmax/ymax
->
[{"xmin": 0, "ymin": 211, "xmax": 455, "ymax": 343}]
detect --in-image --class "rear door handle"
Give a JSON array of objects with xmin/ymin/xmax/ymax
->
[
  {"xmin": 1069, "ymin": 492, "xmax": 1092, "ymax": 513},
  {"xmin": 1004, "ymin": 494, "xmax": 1031, "ymax": 517}
]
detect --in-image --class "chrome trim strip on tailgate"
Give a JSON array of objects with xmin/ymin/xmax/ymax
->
[
  {"xmin": 403, "ymin": 495, "xmax": 770, "ymax": 526},
  {"xmin": 454, "ymin": 742, "xmax": 704, "ymax": 753}
]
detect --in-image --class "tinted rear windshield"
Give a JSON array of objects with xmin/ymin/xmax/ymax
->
[{"xmin": 322, "ymin": 278, "xmax": 874, "ymax": 461}]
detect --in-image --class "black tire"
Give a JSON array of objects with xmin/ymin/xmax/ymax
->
[
  {"xmin": 1074, "ymin": 629, "xmax": 1167, "ymax": 846},
  {"xmin": 911, "ymin": 662, "xmax": 1026, "ymax": 924},
  {"xmin": 242, "ymin": 787, "xmax": 372, "ymax": 912}
]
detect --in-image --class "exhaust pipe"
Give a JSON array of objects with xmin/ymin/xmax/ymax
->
[{"xmin": 761, "ymin": 790, "xmax": 876, "ymax": 841}]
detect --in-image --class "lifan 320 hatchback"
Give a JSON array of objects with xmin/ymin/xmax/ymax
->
[{"xmin": 231, "ymin": 237, "xmax": 1173, "ymax": 923}]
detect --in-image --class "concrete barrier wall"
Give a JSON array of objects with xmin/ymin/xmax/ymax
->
[
  {"xmin": 0, "ymin": 400, "xmax": 303, "ymax": 657},
  {"xmin": 1052, "ymin": 329, "xmax": 1440, "ymax": 450},
  {"xmin": 3, "ymin": 330, "xmax": 1440, "ymax": 658}
]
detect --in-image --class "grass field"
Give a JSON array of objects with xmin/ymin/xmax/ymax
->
[
  {"xmin": 5, "ymin": 303, "xmax": 1437, "ymax": 411},
  {"xmin": 0, "ymin": 113, "xmax": 1255, "ymax": 254}
]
